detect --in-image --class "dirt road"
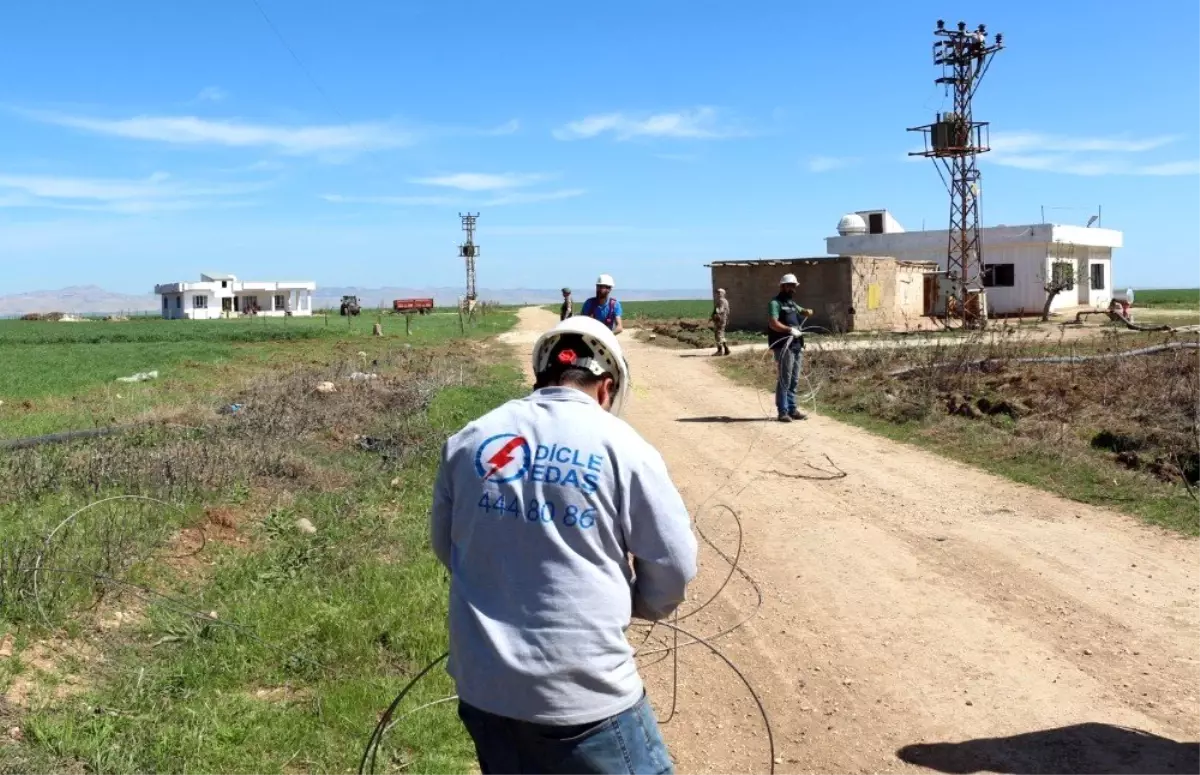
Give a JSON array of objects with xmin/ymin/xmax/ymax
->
[{"xmin": 503, "ymin": 308, "xmax": 1199, "ymax": 774}]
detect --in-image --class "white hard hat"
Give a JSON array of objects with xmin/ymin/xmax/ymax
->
[
  {"xmin": 780, "ymin": 273, "xmax": 799, "ymax": 285},
  {"xmin": 532, "ymin": 315, "xmax": 631, "ymax": 416},
  {"xmin": 596, "ymin": 273, "xmax": 615, "ymax": 288}
]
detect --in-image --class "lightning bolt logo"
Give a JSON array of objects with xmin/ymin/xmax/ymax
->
[{"xmin": 482, "ymin": 435, "xmax": 528, "ymax": 481}]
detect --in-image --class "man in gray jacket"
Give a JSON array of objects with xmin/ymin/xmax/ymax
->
[{"xmin": 431, "ymin": 315, "xmax": 697, "ymax": 774}]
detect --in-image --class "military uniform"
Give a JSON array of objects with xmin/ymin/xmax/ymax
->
[
  {"xmin": 560, "ymin": 289, "xmax": 573, "ymax": 321},
  {"xmin": 712, "ymin": 290, "xmax": 730, "ymax": 356}
]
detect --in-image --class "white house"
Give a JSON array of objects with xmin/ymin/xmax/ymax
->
[
  {"xmin": 154, "ymin": 273, "xmax": 317, "ymax": 320},
  {"xmin": 825, "ymin": 210, "xmax": 1123, "ymax": 316}
]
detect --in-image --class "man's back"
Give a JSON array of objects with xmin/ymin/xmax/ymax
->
[{"xmin": 431, "ymin": 387, "xmax": 696, "ymax": 725}]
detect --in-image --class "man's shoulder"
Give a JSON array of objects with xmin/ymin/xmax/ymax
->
[
  {"xmin": 447, "ymin": 398, "xmax": 528, "ymax": 448},
  {"xmin": 594, "ymin": 412, "xmax": 664, "ymax": 466}
]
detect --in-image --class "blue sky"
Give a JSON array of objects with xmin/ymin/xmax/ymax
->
[{"xmin": 1, "ymin": 0, "xmax": 1197, "ymax": 295}]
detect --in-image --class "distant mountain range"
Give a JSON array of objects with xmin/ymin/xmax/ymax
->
[{"xmin": 0, "ymin": 285, "xmax": 711, "ymax": 316}]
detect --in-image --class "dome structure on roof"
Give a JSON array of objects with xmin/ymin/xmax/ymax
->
[{"xmin": 837, "ymin": 213, "xmax": 867, "ymax": 236}]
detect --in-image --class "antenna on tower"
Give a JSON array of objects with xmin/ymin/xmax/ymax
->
[
  {"xmin": 908, "ymin": 20, "xmax": 1003, "ymax": 326},
  {"xmin": 458, "ymin": 212, "xmax": 480, "ymax": 303}
]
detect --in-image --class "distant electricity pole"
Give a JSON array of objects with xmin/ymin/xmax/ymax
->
[
  {"xmin": 908, "ymin": 20, "xmax": 1003, "ymax": 324},
  {"xmin": 459, "ymin": 212, "xmax": 480, "ymax": 303}
]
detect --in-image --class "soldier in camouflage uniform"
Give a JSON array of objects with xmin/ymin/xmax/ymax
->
[
  {"xmin": 560, "ymin": 288, "xmax": 573, "ymax": 321},
  {"xmin": 712, "ymin": 288, "xmax": 730, "ymax": 356}
]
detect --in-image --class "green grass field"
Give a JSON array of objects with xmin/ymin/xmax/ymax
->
[
  {"xmin": 0, "ymin": 312, "xmax": 514, "ymax": 438},
  {"xmin": 618, "ymin": 299, "xmax": 712, "ymax": 320},
  {"xmin": 1133, "ymin": 288, "xmax": 1199, "ymax": 308},
  {"xmin": 543, "ymin": 299, "xmax": 713, "ymax": 321},
  {"xmin": 0, "ymin": 309, "xmax": 522, "ymax": 773}
]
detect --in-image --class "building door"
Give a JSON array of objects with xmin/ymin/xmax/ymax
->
[
  {"xmin": 923, "ymin": 275, "xmax": 938, "ymax": 315},
  {"xmin": 222, "ymin": 297, "xmax": 233, "ymax": 314}
]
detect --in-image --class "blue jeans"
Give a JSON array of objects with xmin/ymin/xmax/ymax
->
[
  {"xmin": 774, "ymin": 346, "xmax": 802, "ymax": 416},
  {"xmin": 457, "ymin": 693, "xmax": 674, "ymax": 774}
]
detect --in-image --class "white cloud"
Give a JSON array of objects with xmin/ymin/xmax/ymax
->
[
  {"xmin": 553, "ymin": 107, "xmax": 748, "ymax": 141},
  {"xmin": 19, "ymin": 109, "xmax": 415, "ymax": 156},
  {"xmin": 806, "ymin": 155, "xmax": 860, "ymax": 173},
  {"xmin": 322, "ymin": 187, "xmax": 585, "ymax": 208},
  {"xmin": 989, "ymin": 132, "xmax": 1177, "ymax": 154},
  {"xmin": 485, "ymin": 188, "xmax": 585, "ymax": 206},
  {"xmin": 985, "ymin": 131, "xmax": 1197, "ymax": 176},
  {"xmin": 0, "ymin": 171, "xmax": 267, "ymax": 213},
  {"xmin": 410, "ymin": 172, "xmax": 552, "ymax": 191},
  {"xmin": 195, "ymin": 86, "xmax": 228, "ymax": 103},
  {"xmin": 485, "ymin": 119, "xmax": 520, "ymax": 136},
  {"xmin": 1139, "ymin": 159, "xmax": 1200, "ymax": 176},
  {"xmin": 321, "ymin": 193, "xmax": 459, "ymax": 207}
]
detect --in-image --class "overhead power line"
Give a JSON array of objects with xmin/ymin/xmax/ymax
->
[{"xmin": 248, "ymin": 0, "xmax": 345, "ymax": 120}]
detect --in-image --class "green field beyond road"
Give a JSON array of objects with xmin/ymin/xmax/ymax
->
[
  {"xmin": 1133, "ymin": 288, "xmax": 1200, "ymax": 308},
  {"xmin": 0, "ymin": 312, "xmax": 513, "ymax": 438}
]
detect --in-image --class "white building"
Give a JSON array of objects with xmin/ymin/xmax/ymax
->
[
  {"xmin": 154, "ymin": 273, "xmax": 317, "ymax": 320},
  {"xmin": 825, "ymin": 210, "xmax": 1123, "ymax": 316}
]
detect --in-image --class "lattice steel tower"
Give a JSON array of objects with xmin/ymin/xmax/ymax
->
[
  {"xmin": 459, "ymin": 212, "xmax": 480, "ymax": 302},
  {"xmin": 908, "ymin": 20, "xmax": 1003, "ymax": 322}
]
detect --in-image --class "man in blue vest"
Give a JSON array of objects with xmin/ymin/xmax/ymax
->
[
  {"xmin": 767, "ymin": 273, "xmax": 815, "ymax": 423},
  {"xmin": 580, "ymin": 274, "xmax": 624, "ymax": 334}
]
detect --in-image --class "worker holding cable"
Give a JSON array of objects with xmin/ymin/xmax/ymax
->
[
  {"xmin": 430, "ymin": 314, "xmax": 697, "ymax": 774},
  {"xmin": 767, "ymin": 273, "xmax": 815, "ymax": 423}
]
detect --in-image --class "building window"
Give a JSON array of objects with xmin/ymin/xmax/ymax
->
[
  {"xmin": 1051, "ymin": 262, "xmax": 1075, "ymax": 290},
  {"xmin": 194, "ymin": 295, "xmax": 207, "ymax": 309},
  {"xmin": 982, "ymin": 263, "xmax": 1015, "ymax": 288},
  {"xmin": 1090, "ymin": 263, "xmax": 1106, "ymax": 290},
  {"xmin": 221, "ymin": 280, "xmax": 228, "ymax": 288},
  {"xmin": 176, "ymin": 296, "xmax": 182, "ymax": 309},
  {"xmin": 162, "ymin": 295, "xmax": 168, "ymax": 310},
  {"xmin": 868, "ymin": 212, "xmax": 884, "ymax": 234},
  {"xmin": 274, "ymin": 294, "xmax": 287, "ymax": 310}
]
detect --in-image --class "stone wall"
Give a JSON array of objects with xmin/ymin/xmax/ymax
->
[{"xmin": 710, "ymin": 256, "xmax": 932, "ymax": 333}]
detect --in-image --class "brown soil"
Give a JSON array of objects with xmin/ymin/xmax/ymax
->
[{"xmin": 505, "ymin": 307, "xmax": 1200, "ymax": 774}]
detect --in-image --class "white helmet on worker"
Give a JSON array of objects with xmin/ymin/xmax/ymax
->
[
  {"xmin": 532, "ymin": 315, "xmax": 631, "ymax": 416},
  {"xmin": 596, "ymin": 274, "xmax": 615, "ymax": 288},
  {"xmin": 780, "ymin": 273, "xmax": 798, "ymax": 286}
]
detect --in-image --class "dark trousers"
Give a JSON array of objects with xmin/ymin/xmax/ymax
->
[{"xmin": 457, "ymin": 693, "xmax": 674, "ymax": 774}]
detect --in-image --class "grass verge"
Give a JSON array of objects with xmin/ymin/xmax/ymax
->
[
  {"xmin": 718, "ymin": 332, "xmax": 1199, "ymax": 535},
  {"xmin": 0, "ymin": 317, "xmax": 523, "ymax": 774}
]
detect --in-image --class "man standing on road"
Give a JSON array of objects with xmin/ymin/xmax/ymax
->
[
  {"xmin": 431, "ymin": 315, "xmax": 697, "ymax": 774},
  {"xmin": 581, "ymin": 274, "xmax": 624, "ymax": 334},
  {"xmin": 712, "ymin": 287, "xmax": 731, "ymax": 356},
  {"xmin": 560, "ymin": 287, "xmax": 573, "ymax": 320},
  {"xmin": 767, "ymin": 273, "xmax": 815, "ymax": 423}
]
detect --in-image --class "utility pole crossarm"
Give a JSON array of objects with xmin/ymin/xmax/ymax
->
[
  {"xmin": 458, "ymin": 212, "xmax": 480, "ymax": 302},
  {"xmin": 907, "ymin": 19, "xmax": 1004, "ymax": 326}
]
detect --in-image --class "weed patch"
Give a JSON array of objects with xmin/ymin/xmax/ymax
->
[
  {"xmin": 720, "ymin": 331, "xmax": 1200, "ymax": 534},
  {"xmin": 0, "ymin": 317, "xmax": 523, "ymax": 773}
]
